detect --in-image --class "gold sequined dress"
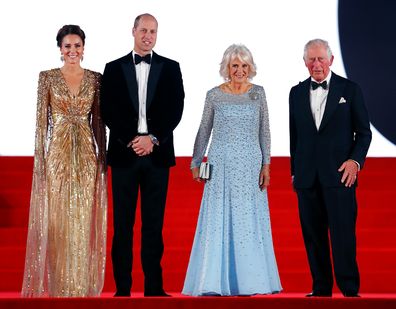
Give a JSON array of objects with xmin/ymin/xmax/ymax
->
[{"xmin": 21, "ymin": 68, "xmax": 107, "ymax": 297}]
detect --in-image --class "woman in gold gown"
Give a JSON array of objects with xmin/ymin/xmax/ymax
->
[{"xmin": 21, "ymin": 25, "xmax": 107, "ymax": 297}]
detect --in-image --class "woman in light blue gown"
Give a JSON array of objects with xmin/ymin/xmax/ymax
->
[{"xmin": 182, "ymin": 44, "xmax": 282, "ymax": 296}]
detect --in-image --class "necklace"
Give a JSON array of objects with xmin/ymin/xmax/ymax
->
[{"xmin": 224, "ymin": 82, "xmax": 251, "ymax": 94}]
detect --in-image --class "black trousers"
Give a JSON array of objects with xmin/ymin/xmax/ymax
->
[
  {"xmin": 111, "ymin": 156, "xmax": 169, "ymax": 294},
  {"xmin": 296, "ymin": 179, "xmax": 360, "ymax": 295}
]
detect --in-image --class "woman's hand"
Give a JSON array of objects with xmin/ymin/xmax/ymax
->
[
  {"xmin": 192, "ymin": 167, "xmax": 202, "ymax": 182},
  {"xmin": 259, "ymin": 164, "xmax": 270, "ymax": 191}
]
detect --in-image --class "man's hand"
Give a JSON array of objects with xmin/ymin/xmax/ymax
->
[
  {"xmin": 338, "ymin": 159, "xmax": 359, "ymax": 187},
  {"xmin": 127, "ymin": 135, "xmax": 154, "ymax": 156}
]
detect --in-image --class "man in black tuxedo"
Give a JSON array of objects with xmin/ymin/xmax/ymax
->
[
  {"xmin": 289, "ymin": 39, "xmax": 371, "ymax": 297},
  {"xmin": 101, "ymin": 13, "xmax": 184, "ymax": 297}
]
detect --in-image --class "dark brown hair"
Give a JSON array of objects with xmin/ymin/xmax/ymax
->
[{"xmin": 56, "ymin": 25, "xmax": 86, "ymax": 47}]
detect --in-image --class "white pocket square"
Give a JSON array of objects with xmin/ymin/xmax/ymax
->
[{"xmin": 339, "ymin": 97, "xmax": 347, "ymax": 104}]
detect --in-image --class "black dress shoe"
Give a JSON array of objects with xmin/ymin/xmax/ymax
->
[
  {"xmin": 306, "ymin": 292, "xmax": 332, "ymax": 297},
  {"xmin": 114, "ymin": 291, "xmax": 131, "ymax": 297},
  {"xmin": 343, "ymin": 292, "xmax": 360, "ymax": 297}
]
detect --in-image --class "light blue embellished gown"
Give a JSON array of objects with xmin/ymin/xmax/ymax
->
[{"xmin": 182, "ymin": 85, "xmax": 282, "ymax": 296}]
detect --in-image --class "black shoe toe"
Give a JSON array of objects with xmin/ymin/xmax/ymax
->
[
  {"xmin": 306, "ymin": 292, "xmax": 332, "ymax": 297},
  {"xmin": 343, "ymin": 292, "xmax": 360, "ymax": 297},
  {"xmin": 144, "ymin": 290, "xmax": 171, "ymax": 297},
  {"xmin": 114, "ymin": 291, "xmax": 131, "ymax": 297}
]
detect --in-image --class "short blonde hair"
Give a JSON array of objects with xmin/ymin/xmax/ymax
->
[{"xmin": 219, "ymin": 44, "xmax": 257, "ymax": 80}]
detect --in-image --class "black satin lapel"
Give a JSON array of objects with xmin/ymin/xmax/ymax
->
[
  {"xmin": 146, "ymin": 55, "xmax": 163, "ymax": 109},
  {"xmin": 121, "ymin": 60, "xmax": 139, "ymax": 112},
  {"xmin": 319, "ymin": 75, "xmax": 344, "ymax": 131}
]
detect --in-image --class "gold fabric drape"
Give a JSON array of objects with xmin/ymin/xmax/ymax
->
[{"xmin": 22, "ymin": 69, "xmax": 107, "ymax": 297}]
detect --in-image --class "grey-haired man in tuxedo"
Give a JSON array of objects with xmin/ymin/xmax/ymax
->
[{"xmin": 289, "ymin": 38, "xmax": 371, "ymax": 297}]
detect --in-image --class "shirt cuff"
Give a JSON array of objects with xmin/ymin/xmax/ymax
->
[{"xmin": 351, "ymin": 159, "xmax": 361, "ymax": 171}]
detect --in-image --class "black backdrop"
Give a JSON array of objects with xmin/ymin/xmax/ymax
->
[{"xmin": 339, "ymin": 0, "xmax": 396, "ymax": 145}]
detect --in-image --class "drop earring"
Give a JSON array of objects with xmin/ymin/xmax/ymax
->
[
  {"xmin": 81, "ymin": 55, "xmax": 84, "ymax": 62},
  {"xmin": 60, "ymin": 54, "xmax": 64, "ymax": 62}
]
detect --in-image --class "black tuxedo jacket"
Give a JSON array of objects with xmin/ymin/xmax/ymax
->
[
  {"xmin": 101, "ymin": 52, "xmax": 184, "ymax": 168},
  {"xmin": 289, "ymin": 72, "xmax": 371, "ymax": 188}
]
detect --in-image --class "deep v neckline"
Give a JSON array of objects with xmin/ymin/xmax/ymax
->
[{"xmin": 59, "ymin": 68, "xmax": 86, "ymax": 97}]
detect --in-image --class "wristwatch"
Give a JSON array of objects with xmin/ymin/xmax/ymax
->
[{"xmin": 149, "ymin": 134, "xmax": 159, "ymax": 146}]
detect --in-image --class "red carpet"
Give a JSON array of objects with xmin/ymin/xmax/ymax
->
[
  {"xmin": 1, "ymin": 292, "xmax": 396, "ymax": 309},
  {"xmin": 0, "ymin": 156, "xmax": 395, "ymax": 305}
]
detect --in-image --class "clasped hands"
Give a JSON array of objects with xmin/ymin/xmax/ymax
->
[{"xmin": 127, "ymin": 135, "xmax": 153, "ymax": 156}]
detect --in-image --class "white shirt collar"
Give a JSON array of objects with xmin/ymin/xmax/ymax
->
[
  {"xmin": 132, "ymin": 50, "xmax": 153, "ymax": 63},
  {"xmin": 311, "ymin": 71, "xmax": 332, "ymax": 85}
]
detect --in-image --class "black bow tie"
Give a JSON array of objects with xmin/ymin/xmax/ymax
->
[
  {"xmin": 311, "ymin": 80, "xmax": 327, "ymax": 90},
  {"xmin": 134, "ymin": 53, "xmax": 151, "ymax": 65}
]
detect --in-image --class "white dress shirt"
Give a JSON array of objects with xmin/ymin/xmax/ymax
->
[
  {"xmin": 310, "ymin": 71, "xmax": 332, "ymax": 130},
  {"xmin": 133, "ymin": 51, "xmax": 152, "ymax": 134},
  {"xmin": 309, "ymin": 72, "xmax": 360, "ymax": 170}
]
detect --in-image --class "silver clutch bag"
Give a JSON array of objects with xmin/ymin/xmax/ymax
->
[{"xmin": 199, "ymin": 162, "xmax": 211, "ymax": 180}]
